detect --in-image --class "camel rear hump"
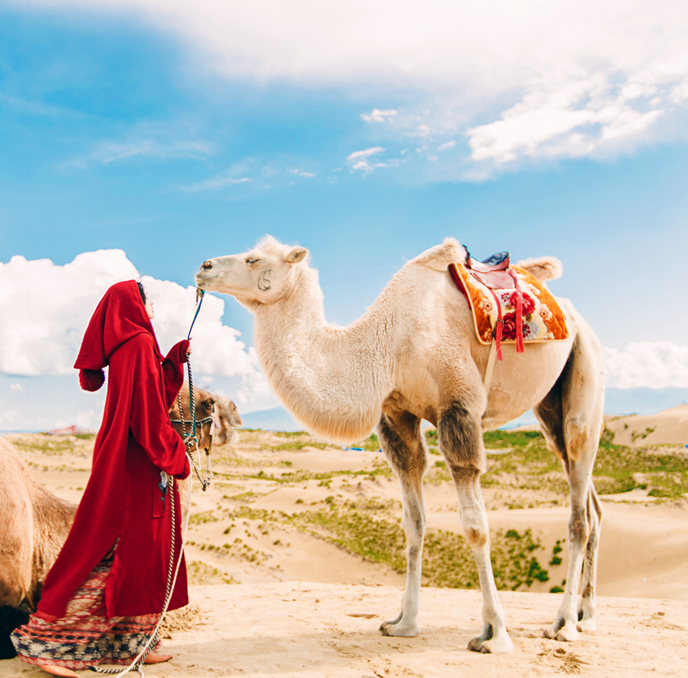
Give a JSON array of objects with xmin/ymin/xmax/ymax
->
[{"xmin": 516, "ymin": 256, "xmax": 563, "ymax": 282}]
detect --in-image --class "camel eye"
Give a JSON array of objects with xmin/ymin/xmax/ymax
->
[{"xmin": 246, "ymin": 257, "xmax": 260, "ymax": 265}]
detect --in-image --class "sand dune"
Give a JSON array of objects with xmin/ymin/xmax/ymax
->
[{"xmin": 606, "ymin": 404, "xmax": 688, "ymax": 446}]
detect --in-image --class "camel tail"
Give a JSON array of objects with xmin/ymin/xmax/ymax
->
[{"xmin": 516, "ymin": 256, "xmax": 563, "ymax": 282}]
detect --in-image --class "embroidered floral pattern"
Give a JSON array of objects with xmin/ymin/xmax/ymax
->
[
  {"xmin": 10, "ymin": 549, "xmax": 161, "ymax": 670},
  {"xmin": 450, "ymin": 264, "xmax": 569, "ymax": 345}
]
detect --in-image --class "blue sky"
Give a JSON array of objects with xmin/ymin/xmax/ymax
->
[{"xmin": 1, "ymin": 1, "xmax": 688, "ymax": 430}]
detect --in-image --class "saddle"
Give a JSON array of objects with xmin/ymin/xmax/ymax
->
[
  {"xmin": 448, "ymin": 245, "xmax": 569, "ymax": 394},
  {"xmin": 464, "ymin": 248, "xmax": 514, "ymax": 289}
]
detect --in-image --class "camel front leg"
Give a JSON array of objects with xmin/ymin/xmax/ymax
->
[
  {"xmin": 455, "ymin": 470, "xmax": 513, "ymax": 654},
  {"xmin": 376, "ymin": 410, "xmax": 427, "ymax": 637},
  {"xmin": 440, "ymin": 401, "xmax": 512, "ymax": 654}
]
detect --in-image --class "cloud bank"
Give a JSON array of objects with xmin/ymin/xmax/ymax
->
[
  {"xmin": 0, "ymin": 250, "xmax": 278, "ymax": 411},
  {"xmin": 19, "ymin": 0, "xmax": 688, "ymax": 177},
  {"xmin": 604, "ymin": 342, "xmax": 688, "ymax": 390}
]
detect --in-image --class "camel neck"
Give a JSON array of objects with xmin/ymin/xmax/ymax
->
[{"xmin": 252, "ymin": 266, "xmax": 393, "ymax": 443}]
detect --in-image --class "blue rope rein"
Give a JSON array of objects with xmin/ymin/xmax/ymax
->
[{"xmin": 187, "ymin": 289, "xmax": 204, "ymax": 440}]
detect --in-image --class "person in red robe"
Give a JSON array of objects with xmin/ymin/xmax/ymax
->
[{"xmin": 11, "ymin": 280, "xmax": 191, "ymax": 678}]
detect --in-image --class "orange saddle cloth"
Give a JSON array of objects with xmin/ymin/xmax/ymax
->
[{"xmin": 448, "ymin": 262, "xmax": 569, "ymax": 348}]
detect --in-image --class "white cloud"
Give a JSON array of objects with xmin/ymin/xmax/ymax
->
[
  {"xmin": 0, "ymin": 250, "xmax": 139, "ymax": 376},
  {"xmin": 179, "ymin": 174, "xmax": 252, "ymax": 192},
  {"xmin": 346, "ymin": 146, "xmax": 400, "ymax": 173},
  {"xmin": 466, "ymin": 77, "xmax": 665, "ymax": 166},
  {"xmin": 361, "ymin": 109, "xmax": 398, "ymax": 123},
  {"xmin": 0, "ymin": 250, "xmax": 277, "ymax": 412},
  {"xmin": 12, "ymin": 0, "xmax": 688, "ymax": 176},
  {"xmin": 288, "ymin": 168, "xmax": 316, "ymax": 178},
  {"xmin": 604, "ymin": 342, "xmax": 688, "ymax": 389},
  {"xmin": 346, "ymin": 147, "xmax": 385, "ymax": 161},
  {"xmin": 64, "ymin": 139, "xmax": 213, "ymax": 170}
]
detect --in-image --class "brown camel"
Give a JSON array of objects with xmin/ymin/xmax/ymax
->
[
  {"xmin": 0, "ymin": 437, "xmax": 77, "ymax": 658},
  {"xmin": 168, "ymin": 385, "xmax": 242, "ymax": 450}
]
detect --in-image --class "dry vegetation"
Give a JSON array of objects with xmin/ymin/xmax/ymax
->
[{"xmin": 4, "ymin": 425, "xmax": 687, "ymax": 596}]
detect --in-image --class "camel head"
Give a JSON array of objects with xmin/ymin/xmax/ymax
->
[
  {"xmin": 212, "ymin": 394, "xmax": 243, "ymax": 447},
  {"xmin": 169, "ymin": 386, "xmax": 216, "ymax": 452},
  {"xmin": 195, "ymin": 236, "xmax": 309, "ymax": 310}
]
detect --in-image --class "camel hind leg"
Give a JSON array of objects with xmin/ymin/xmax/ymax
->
[
  {"xmin": 535, "ymin": 329, "xmax": 604, "ymax": 642},
  {"xmin": 377, "ymin": 408, "xmax": 428, "ymax": 637}
]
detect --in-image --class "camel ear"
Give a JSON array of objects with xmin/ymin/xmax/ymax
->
[{"xmin": 286, "ymin": 247, "xmax": 308, "ymax": 264}]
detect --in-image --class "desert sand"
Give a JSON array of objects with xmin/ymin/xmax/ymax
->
[{"xmin": 2, "ymin": 406, "xmax": 687, "ymax": 676}]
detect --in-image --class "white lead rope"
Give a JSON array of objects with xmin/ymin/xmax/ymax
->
[{"xmin": 483, "ymin": 339, "xmax": 499, "ymax": 396}]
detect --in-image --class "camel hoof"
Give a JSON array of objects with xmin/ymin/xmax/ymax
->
[
  {"xmin": 553, "ymin": 625, "xmax": 579, "ymax": 642},
  {"xmin": 577, "ymin": 617, "xmax": 596, "ymax": 633},
  {"xmin": 467, "ymin": 633, "xmax": 513, "ymax": 654},
  {"xmin": 467, "ymin": 626, "xmax": 513, "ymax": 654},
  {"xmin": 544, "ymin": 616, "xmax": 579, "ymax": 642},
  {"xmin": 379, "ymin": 619, "xmax": 419, "ymax": 637},
  {"xmin": 467, "ymin": 636, "xmax": 492, "ymax": 653}
]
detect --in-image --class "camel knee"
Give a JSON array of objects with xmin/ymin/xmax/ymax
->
[
  {"xmin": 438, "ymin": 401, "xmax": 485, "ymax": 475},
  {"xmin": 402, "ymin": 503, "xmax": 425, "ymax": 541},
  {"xmin": 0, "ymin": 577, "xmax": 26, "ymax": 610},
  {"xmin": 564, "ymin": 417, "xmax": 594, "ymax": 460},
  {"xmin": 569, "ymin": 508, "xmax": 589, "ymax": 547},
  {"xmin": 461, "ymin": 508, "xmax": 489, "ymax": 549}
]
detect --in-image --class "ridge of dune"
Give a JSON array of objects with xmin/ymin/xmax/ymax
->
[{"xmin": 606, "ymin": 404, "xmax": 688, "ymax": 446}]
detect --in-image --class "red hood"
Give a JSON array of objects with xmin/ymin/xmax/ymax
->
[{"xmin": 74, "ymin": 280, "xmax": 162, "ymax": 371}]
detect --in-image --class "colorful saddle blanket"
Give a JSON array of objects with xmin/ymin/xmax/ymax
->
[{"xmin": 448, "ymin": 258, "xmax": 569, "ymax": 359}]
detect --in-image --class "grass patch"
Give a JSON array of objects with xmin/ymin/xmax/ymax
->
[
  {"xmin": 187, "ymin": 560, "xmax": 238, "ymax": 585},
  {"xmin": 351, "ymin": 433, "xmax": 381, "ymax": 451},
  {"xmin": 232, "ymin": 502, "xmax": 548, "ymax": 591},
  {"xmin": 271, "ymin": 441, "xmax": 329, "ymax": 451},
  {"xmin": 472, "ymin": 428, "xmax": 688, "ymax": 498},
  {"xmin": 188, "ymin": 511, "xmax": 219, "ymax": 525}
]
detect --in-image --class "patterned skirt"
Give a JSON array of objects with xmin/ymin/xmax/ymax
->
[{"xmin": 10, "ymin": 548, "xmax": 161, "ymax": 670}]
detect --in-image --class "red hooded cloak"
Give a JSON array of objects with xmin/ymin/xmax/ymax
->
[{"xmin": 37, "ymin": 280, "xmax": 191, "ymax": 619}]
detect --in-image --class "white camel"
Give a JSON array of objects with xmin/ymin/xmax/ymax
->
[{"xmin": 195, "ymin": 236, "xmax": 605, "ymax": 653}]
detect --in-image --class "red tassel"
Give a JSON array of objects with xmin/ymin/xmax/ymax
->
[
  {"xmin": 509, "ymin": 270, "xmax": 525, "ymax": 353},
  {"xmin": 79, "ymin": 369, "xmax": 105, "ymax": 392},
  {"xmin": 489, "ymin": 288, "xmax": 504, "ymax": 361}
]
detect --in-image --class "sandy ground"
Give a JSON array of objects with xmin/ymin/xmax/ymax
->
[
  {"xmin": 2, "ymin": 405, "xmax": 688, "ymax": 676},
  {"xmin": 3, "ymin": 583, "xmax": 687, "ymax": 677}
]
